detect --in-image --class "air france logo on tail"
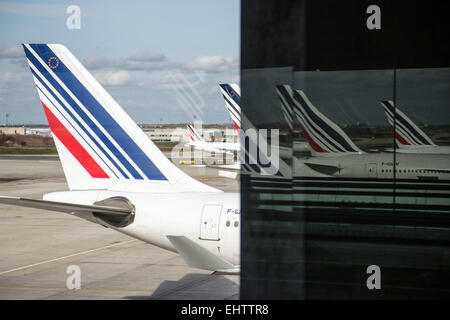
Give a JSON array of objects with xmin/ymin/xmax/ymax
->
[
  {"xmin": 276, "ymin": 85, "xmax": 364, "ymax": 156},
  {"xmin": 219, "ymin": 84, "xmax": 241, "ymax": 132},
  {"xmin": 277, "ymin": 87, "xmax": 295, "ymax": 137},
  {"xmin": 381, "ymin": 100, "xmax": 435, "ymax": 147},
  {"xmin": 22, "ymin": 44, "xmax": 167, "ymax": 183},
  {"xmin": 187, "ymin": 124, "xmax": 203, "ymax": 142},
  {"xmin": 187, "ymin": 127, "xmax": 195, "ymax": 142}
]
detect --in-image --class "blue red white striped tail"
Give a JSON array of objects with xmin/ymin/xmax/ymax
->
[
  {"xmin": 275, "ymin": 85, "xmax": 364, "ymax": 157},
  {"xmin": 276, "ymin": 86, "xmax": 295, "ymax": 137},
  {"xmin": 219, "ymin": 84, "xmax": 241, "ymax": 134},
  {"xmin": 186, "ymin": 124, "xmax": 203, "ymax": 143},
  {"xmin": 22, "ymin": 44, "xmax": 218, "ymax": 192},
  {"xmin": 381, "ymin": 100, "xmax": 435, "ymax": 147}
]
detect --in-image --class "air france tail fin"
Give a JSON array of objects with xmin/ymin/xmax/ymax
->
[
  {"xmin": 381, "ymin": 100, "xmax": 435, "ymax": 148},
  {"xmin": 277, "ymin": 87, "xmax": 295, "ymax": 137},
  {"xmin": 275, "ymin": 85, "xmax": 364, "ymax": 157},
  {"xmin": 22, "ymin": 44, "xmax": 219, "ymax": 193},
  {"xmin": 219, "ymin": 84, "xmax": 241, "ymax": 134},
  {"xmin": 186, "ymin": 124, "xmax": 204, "ymax": 143},
  {"xmin": 219, "ymin": 84, "xmax": 292, "ymax": 178}
]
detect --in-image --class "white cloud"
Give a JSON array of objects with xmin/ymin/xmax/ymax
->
[
  {"xmin": 188, "ymin": 56, "xmax": 234, "ymax": 73},
  {"xmin": 82, "ymin": 52, "xmax": 237, "ymax": 74},
  {"xmin": 0, "ymin": 2, "xmax": 65, "ymax": 18},
  {"xmin": 82, "ymin": 55, "xmax": 112, "ymax": 69},
  {"xmin": 83, "ymin": 51, "xmax": 181, "ymax": 71},
  {"xmin": 93, "ymin": 70, "xmax": 131, "ymax": 86},
  {"xmin": 0, "ymin": 71, "xmax": 21, "ymax": 83},
  {"xmin": 0, "ymin": 45, "xmax": 25, "ymax": 59},
  {"xmin": 129, "ymin": 52, "xmax": 165, "ymax": 62},
  {"xmin": 115, "ymin": 59, "xmax": 182, "ymax": 71}
]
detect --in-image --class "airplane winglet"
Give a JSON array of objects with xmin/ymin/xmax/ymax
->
[{"xmin": 166, "ymin": 235, "xmax": 239, "ymax": 273}]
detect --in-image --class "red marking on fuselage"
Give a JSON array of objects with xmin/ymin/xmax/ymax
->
[{"xmin": 42, "ymin": 102, "xmax": 109, "ymax": 178}]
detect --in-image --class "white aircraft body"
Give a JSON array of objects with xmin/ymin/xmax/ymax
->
[
  {"xmin": 381, "ymin": 100, "xmax": 450, "ymax": 155},
  {"xmin": 276, "ymin": 85, "xmax": 450, "ymax": 180},
  {"xmin": 0, "ymin": 44, "xmax": 240, "ymax": 273}
]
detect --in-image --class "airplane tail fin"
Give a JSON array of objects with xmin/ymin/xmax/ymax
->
[
  {"xmin": 22, "ymin": 44, "xmax": 218, "ymax": 192},
  {"xmin": 380, "ymin": 100, "xmax": 435, "ymax": 147},
  {"xmin": 277, "ymin": 86, "xmax": 295, "ymax": 137},
  {"xmin": 186, "ymin": 124, "xmax": 204, "ymax": 143},
  {"xmin": 219, "ymin": 84, "xmax": 241, "ymax": 133},
  {"xmin": 275, "ymin": 85, "xmax": 364, "ymax": 157}
]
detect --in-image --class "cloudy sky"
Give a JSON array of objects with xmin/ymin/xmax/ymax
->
[{"xmin": 0, "ymin": 0, "xmax": 240, "ymax": 125}]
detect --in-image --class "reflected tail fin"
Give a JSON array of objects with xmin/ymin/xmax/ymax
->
[
  {"xmin": 276, "ymin": 85, "xmax": 364, "ymax": 157},
  {"xmin": 381, "ymin": 100, "xmax": 435, "ymax": 147}
]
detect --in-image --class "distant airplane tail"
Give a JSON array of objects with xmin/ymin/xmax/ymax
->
[
  {"xmin": 186, "ymin": 124, "xmax": 204, "ymax": 143},
  {"xmin": 22, "ymin": 43, "xmax": 218, "ymax": 192},
  {"xmin": 380, "ymin": 100, "xmax": 435, "ymax": 148},
  {"xmin": 275, "ymin": 85, "xmax": 365, "ymax": 157},
  {"xmin": 277, "ymin": 86, "xmax": 295, "ymax": 137},
  {"xmin": 219, "ymin": 84, "xmax": 241, "ymax": 133}
]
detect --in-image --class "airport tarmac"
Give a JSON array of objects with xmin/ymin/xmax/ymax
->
[{"xmin": 0, "ymin": 155, "xmax": 239, "ymax": 300}]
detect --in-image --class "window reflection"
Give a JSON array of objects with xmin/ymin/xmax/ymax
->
[{"xmin": 241, "ymin": 67, "xmax": 450, "ymax": 299}]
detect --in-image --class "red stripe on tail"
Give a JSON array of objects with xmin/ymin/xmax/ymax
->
[
  {"xmin": 300, "ymin": 124, "xmax": 328, "ymax": 153},
  {"xmin": 232, "ymin": 120, "xmax": 241, "ymax": 137},
  {"xmin": 287, "ymin": 124, "xmax": 294, "ymax": 138},
  {"xmin": 390, "ymin": 124, "xmax": 410, "ymax": 146},
  {"xmin": 42, "ymin": 102, "xmax": 109, "ymax": 178}
]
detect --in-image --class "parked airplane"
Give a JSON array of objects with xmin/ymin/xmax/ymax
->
[
  {"xmin": 276, "ymin": 85, "xmax": 450, "ymax": 180},
  {"xmin": 0, "ymin": 44, "xmax": 240, "ymax": 274},
  {"xmin": 220, "ymin": 83, "xmax": 309, "ymax": 157},
  {"xmin": 186, "ymin": 123, "xmax": 239, "ymax": 154},
  {"xmin": 381, "ymin": 100, "xmax": 450, "ymax": 154}
]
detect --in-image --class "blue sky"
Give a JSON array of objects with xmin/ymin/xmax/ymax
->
[{"xmin": 0, "ymin": 0, "xmax": 240, "ymax": 125}]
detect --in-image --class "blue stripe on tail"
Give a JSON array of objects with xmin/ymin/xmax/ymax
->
[{"xmin": 27, "ymin": 44, "xmax": 167, "ymax": 180}]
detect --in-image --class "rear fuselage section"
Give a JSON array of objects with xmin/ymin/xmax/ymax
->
[{"xmin": 43, "ymin": 190, "xmax": 241, "ymax": 266}]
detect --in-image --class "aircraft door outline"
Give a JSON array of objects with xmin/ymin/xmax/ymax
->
[
  {"xmin": 199, "ymin": 204, "xmax": 223, "ymax": 241},
  {"xmin": 368, "ymin": 163, "xmax": 378, "ymax": 178}
]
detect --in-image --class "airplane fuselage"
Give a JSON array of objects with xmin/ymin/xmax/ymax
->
[
  {"xmin": 190, "ymin": 141, "xmax": 240, "ymax": 154},
  {"xmin": 43, "ymin": 191, "xmax": 241, "ymax": 266},
  {"xmin": 300, "ymin": 153, "xmax": 450, "ymax": 180},
  {"xmin": 393, "ymin": 146, "xmax": 450, "ymax": 155}
]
